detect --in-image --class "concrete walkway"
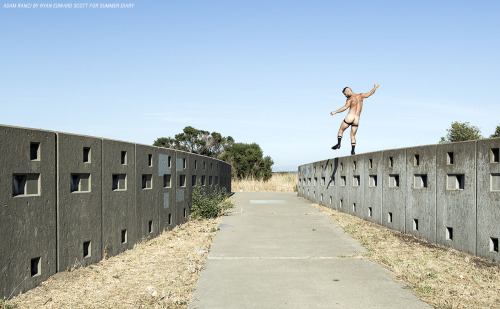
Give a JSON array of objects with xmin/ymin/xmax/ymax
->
[{"xmin": 189, "ymin": 192, "xmax": 432, "ymax": 309}]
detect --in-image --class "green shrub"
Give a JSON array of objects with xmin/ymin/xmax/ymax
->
[{"xmin": 191, "ymin": 186, "xmax": 233, "ymax": 219}]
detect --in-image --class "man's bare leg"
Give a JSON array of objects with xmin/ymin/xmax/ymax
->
[
  {"xmin": 332, "ymin": 121, "xmax": 349, "ymax": 150},
  {"xmin": 350, "ymin": 125, "xmax": 358, "ymax": 155}
]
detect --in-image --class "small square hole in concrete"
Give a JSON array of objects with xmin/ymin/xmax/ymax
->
[
  {"xmin": 490, "ymin": 237, "xmax": 499, "ymax": 253},
  {"xmin": 320, "ymin": 194, "xmax": 323, "ymax": 202},
  {"xmin": 112, "ymin": 174, "xmax": 127, "ymax": 191},
  {"xmin": 192, "ymin": 175, "xmax": 197, "ymax": 186},
  {"xmin": 148, "ymin": 220, "xmax": 153, "ymax": 233},
  {"xmin": 179, "ymin": 175, "xmax": 186, "ymax": 187},
  {"xmin": 340, "ymin": 163, "xmax": 343, "ymax": 171},
  {"xmin": 389, "ymin": 157, "xmax": 393, "ymax": 167},
  {"xmin": 168, "ymin": 156, "xmax": 171, "ymax": 168},
  {"xmin": 447, "ymin": 152, "xmax": 454, "ymax": 165},
  {"xmin": 209, "ymin": 176, "xmax": 213, "ymax": 186},
  {"xmin": 329, "ymin": 196, "xmax": 332, "ymax": 205},
  {"xmin": 389, "ymin": 174, "xmax": 400, "ymax": 187},
  {"xmin": 369, "ymin": 159, "xmax": 373, "ymax": 169},
  {"xmin": 121, "ymin": 151, "xmax": 127, "ymax": 165},
  {"xmin": 184, "ymin": 208, "xmax": 187, "ymax": 218},
  {"xmin": 413, "ymin": 219, "xmax": 419, "ymax": 231},
  {"xmin": 330, "ymin": 176, "xmax": 335, "ymax": 186},
  {"xmin": 321, "ymin": 177, "xmax": 325, "ymax": 186},
  {"xmin": 83, "ymin": 241, "xmax": 91, "ymax": 258},
  {"xmin": 142, "ymin": 174, "xmax": 152, "ymax": 189},
  {"xmin": 341, "ymin": 176, "xmax": 346, "ymax": 186},
  {"xmin": 30, "ymin": 142, "xmax": 40, "ymax": 161},
  {"xmin": 194, "ymin": 160, "xmax": 197, "ymax": 169},
  {"xmin": 446, "ymin": 227, "xmax": 453, "ymax": 240},
  {"xmin": 369, "ymin": 175, "xmax": 377, "ymax": 187},
  {"xmin": 340, "ymin": 199, "xmax": 343, "ymax": 208},
  {"xmin": 447, "ymin": 174, "xmax": 464, "ymax": 190},
  {"xmin": 31, "ymin": 257, "xmax": 41, "ymax": 277},
  {"xmin": 414, "ymin": 154, "xmax": 420, "ymax": 166},
  {"xmin": 368, "ymin": 207, "xmax": 372, "ymax": 217},
  {"xmin": 164, "ymin": 174, "xmax": 171, "ymax": 188},
  {"xmin": 183, "ymin": 158, "xmax": 186, "ymax": 169},
  {"xmin": 353, "ymin": 175, "xmax": 360, "ymax": 186},
  {"xmin": 491, "ymin": 148, "xmax": 499, "ymax": 163},
  {"xmin": 148, "ymin": 154, "xmax": 153, "ymax": 167},
  {"xmin": 353, "ymin": 161, "xmax": 356, "ymax": 170},
  {"xmin": 388, "ymin": 212, "xmax": 393, "ymax": 223},
  {"xmin": 201, "ymin": 175, "xmax": 206, "ymax": 186},
  {"xmin": 83, "ymin": 147, "xmax": 91, "ymax": 163},
  {"xmin": 314, "ymin": 177, "xmax": 317, "ymax": 186},
  {"xmin": 352, "ymin": 203, "xmax": 356, "ymax": 212},
  {"xmin": 121, "ymin": 229, "xmax": 127, "ymax": 244},
  {"xmin": 168, "ymin": 213, "xmax": 172, "ymax": 225},
  {"xmin": 414, "ymin": 174, "xmax": 428, "ymax": 189}
]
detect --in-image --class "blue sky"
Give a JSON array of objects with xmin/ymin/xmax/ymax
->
[{"xmin": 1, "ymin": 0, "xmax": 499, "ymax": 171}]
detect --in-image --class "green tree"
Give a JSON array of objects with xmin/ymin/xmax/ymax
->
[
  {"xmin": 153, "ymin": 126, "xmax": 234, "ymax": 159},
  {"xmin": 490, "ymin": 125, "xmax": 500, "ymax": 138},
  {"xmin": 439, "ymin": 121, "xmax": 482, "ymax": 143},
  {"xmin": 222, "ymin": 143, "xmax": 274, "ymax": 181}
]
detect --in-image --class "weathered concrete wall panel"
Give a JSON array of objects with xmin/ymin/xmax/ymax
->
[
  {"xmin": 436, "ymin": 141, "xmax": 476, "ymax": 255},
  {"xmin": 476, "ymin": 138, "xmax": 500, "ymax": 262},
  {"xmin": 56, "ymin": 133, "xmax": 102, "ymax": 271},
  {"xmin": 0, "ymin": 126, "xmax": 57, "ymax": 298},
  {"xmin": 102, "ymin": 139, "xmax": 137, "ymax": 258},
  {"xmin": 363, "ymin": 151, "xmax": 383, "ymax": 225},
  {"xmin": 405, "ymin": 145, "xmax": 437, "ymax": 243},
  {"xmin": 382, "ymin": 149, "xmax": 407, "ymax": 233},
  {"xmin": 158, "ymin": 147, "xmax": 177, "ymax": 231}
]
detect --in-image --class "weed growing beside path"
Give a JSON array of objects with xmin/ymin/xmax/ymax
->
[
  {"xmin": 7, "ymin": 218, "xmax": 222, "ymax": 309},
  {"xmin": 315, "ymin": 204, "xmax": 500, "ymax": 309}
]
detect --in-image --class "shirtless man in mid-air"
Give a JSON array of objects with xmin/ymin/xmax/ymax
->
[{"xmin": 330, "ymin": 84, "xmax": 379, "ymax": 155}]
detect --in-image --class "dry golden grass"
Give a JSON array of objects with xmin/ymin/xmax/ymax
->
[
  {"xmin": 315, "ymin": 204, "xmax": 500, "ymax": 309},
  {"xmin": 7, "ymin": 218, "xmax": 222, "ymax": 309},
  {"xmin": 231, "ymin": 173, "xmax": 298, "ymax": 192}
]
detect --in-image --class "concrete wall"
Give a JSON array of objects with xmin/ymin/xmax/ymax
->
[
  {"xmin": 0, "ymin": 125, "xmax": 231, "ymax": 299},
  {"xmin": 298, "ymin": 137, "xmax": 500, "ymax": 263}
]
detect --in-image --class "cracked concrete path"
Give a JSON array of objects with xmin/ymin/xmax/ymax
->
[{"xmin": 189, "ymin": 192, "xmax": 432, "ymax": 309}]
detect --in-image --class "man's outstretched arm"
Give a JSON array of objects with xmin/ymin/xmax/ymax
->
[
  {"xmin": 362, "ymin": 84, "xmax": 379, "ymax": 98},
  {"xmin": 330, "ymin": 101, "xmax": 350, "ymax": 115}
]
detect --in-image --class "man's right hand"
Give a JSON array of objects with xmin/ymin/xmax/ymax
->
[
  {"xmin": 330, "ymin": 111, "xmax": 336, "ymax": 116},
  {"xmin": 374, "ymin": 84, "xmax": 379, "ymax": 88}
]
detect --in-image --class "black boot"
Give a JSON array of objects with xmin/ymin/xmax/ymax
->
[
  {"xmin": 351, "ymin": 144, "xmax": 356, "ymax": 155},
  {"xmin": 332, "ymin": 136, "xmax": 342, "ymax": 150}
]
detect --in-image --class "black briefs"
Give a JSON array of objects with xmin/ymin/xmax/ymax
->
[{"xmin": 343, "ymin": 119, "xmax": 358, "ymax": 127}]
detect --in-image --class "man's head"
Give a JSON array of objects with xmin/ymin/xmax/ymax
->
[{"xmin": 342, "ymin": 87, "xmax": 352, "ymax": 98}]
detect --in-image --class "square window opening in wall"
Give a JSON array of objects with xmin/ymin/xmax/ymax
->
[
  {"xmin": 31, "ymin": 257, "xmax": 41, "ymax": 277},
  {"xmin": 314, "ymin": 177, "xmax": 317, "ymax": 186},
  {"xmin": 201, "ymin": 175, "xmax": 206, "ymax": 186},
  {"xmin": 321, "ymin": 177, "xmax": 325, "ymax": 186},
  {"xmin": 192, "ymin": 175, "xmax": 197, "ymax": 186},
  {"xmin": 446, "ymin": 227, "xmax": 453, "ymax": 240},
  {"xmin": 388, "ymin": 157, "xmax": 393, "ymax": 167},
  {"xmin": 369, "ymin": 175, "xmax": 378, "ymax": 187},
  {"xmin": 142, "ymin": 174, "xmax": 152, "ymax": 189},
  {"xmin": 389, "ymin": 174, "xmax": 400, "ymax": 188},
  {"xmin": 368, "ymin": 207, "xmax": 373, "ymax": 217},
  {"xmin": 168, "ymin": 156, "xmax": 171, "ymax": 168},
  {"xmin": 340, "ymin": 163, "xmax": 343, "ymax": 172},
  {"xmin": 353, "ymin": 161, "xmax": 356, "ymax": 170},
  {"xmin": 183, "ymin": 158, "xmax": 186, "ymax": 169},
  {"xmin": 164, "ymin": 174, "xmax": 171, "ymax": 188},
  {"xmin": 447, "ymin": 174, "xmax": 465, "ymax": 190},
  {"xmin": 83, "ymin": 241, "xmax": 91, "ymax": 258},
  {"xmin": 413, "ymin": 219, "xmax": 419, "ymax": 231},
  {"xmin": 320, "ymin": 194, "xmax": 323, "ymax": 202},
  {"xmin": 353, "ymin": 175, "xmax": 360, "ymax": 186},
  {"xmin": 168, "ymin": 213, "xmax": 172, "ymax": 225},
  {"xmin": 112, "ymin": 174, "xmax": 127, "ymax": 191},
  {"xmin": 352, "ymin": 203, "xmax": 356, "ymax": 212},
  {"xmin": 447, "ymin": 152, "xmax": 454, "ymax": 165},
  {"xmin": 369, "ymin": 159, "xmax": 373, "ymax": 169},
  {"xmin": 83, "ymin": 147, "xmax": 91, "ymax": 163},
  {"xmin": 414, "ymin": 154, "xmax": 420, "ymax": 166},
  {"xmin": 121, "ymin": 151, "xmax": 127, "ymax": 165},
  {"xmin": 71, "ymin": 174, "xmax": 91, "ymax": 192},
  {"xmin": 121, "ymin": 229, "xmax": 127, "ymax": 244},
  {"xmin": 13, "ymin": 173, "xmax": 40, "ymax": 196},
  {"xmin": 148, "ymin": 154, "xmax": 153, "ymax": 167},
  {"xmin": 341, "ymin": 176, "xmax": 346, "ymax": 186},
  {"xmin": 491, "ymin": 174, "xmax": 500, "ymax": 191},
  {"xmin": 388, "ymin": 212, "xmax": 393, "ymax": 223},
  {"xmin": 148, "ymin": 220, "xmax": 153, "ymax": 234},
  {"xmin": 414, "ymin": 174, "xmax": 428, "ymax": 189},
  {"xmin": 339, "ymin": 199, "xmax": 343, "ymax": 208},
  {"xmin": 490, "ymin": 237, "xmax": 499, "ymax": 253},
  {"xmin": 179, "ymin": 175, "xmax": 186, "ymax": 187},
  {"xmin": 194, "ymin": 160, "xmax": 197, "ymax": 169},
  {"xmin": 329, "ymin": 196, "xmax": 332, "ymax": 205},
  {"xmin": 491, "ymin": 148, "xmax": 499, "ymax": 163},
  {"xmin": 30, "ymin": 142, "xmax": 40, "ymax": 161}
]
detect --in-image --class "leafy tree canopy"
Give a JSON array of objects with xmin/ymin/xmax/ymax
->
[
  {"xmin": 490, "ymin": 125, "xmax": 500, "ymax": 138},
  {"xmin": 439, "ymin": 122, "xmax": 482, "ymax": 143},
  {"xmin": 154, "ymin": 127, "xmax": 273, "ymax": 181}
]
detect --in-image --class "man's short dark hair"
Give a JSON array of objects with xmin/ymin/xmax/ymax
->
[{"xmin": 342, "ymin": 87, "xmax": 349, "ymax": 94}]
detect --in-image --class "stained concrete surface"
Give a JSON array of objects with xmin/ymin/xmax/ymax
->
[{"xmin": 190, "ymin": 192, "xmax": 432, "ymax": 309}]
